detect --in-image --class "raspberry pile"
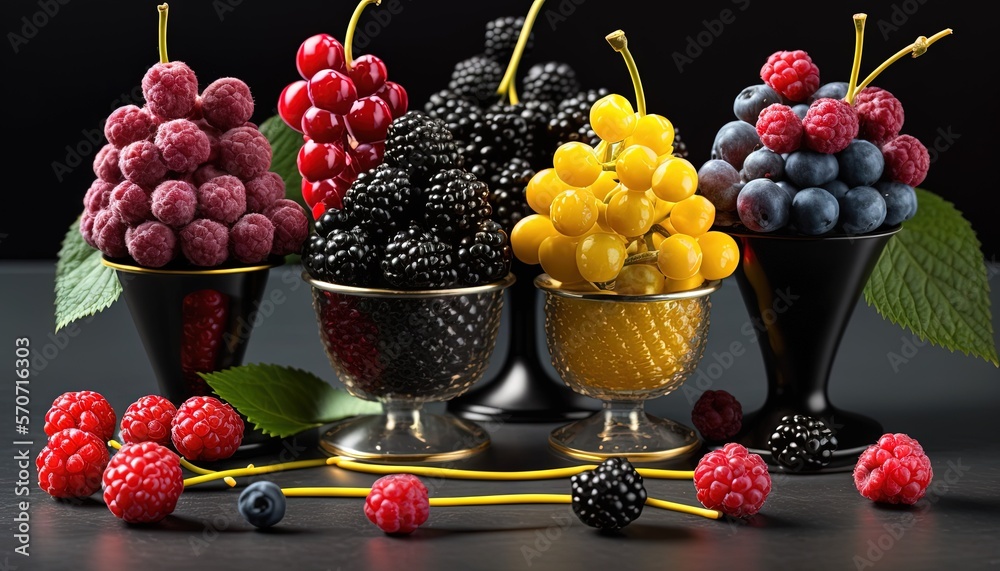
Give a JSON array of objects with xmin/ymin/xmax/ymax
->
[
  {"xmin": 80, "ymin": 62, "xmax": 309, "ymax": 268},
  {"xmin": 854, "ymin": 433, "xmax": 933, "ymax": 505},
  {"xmin": 693, "ymin": 443, "xmax": 771, "ymax": 518},
  {"xmin": 277, "ymin": 1, "xmax": 409, "ymax": 219},
  {"xmin": 364, "ymin": 474, "xmax": 430, "ymax": 535},
  {"xmin": 570, "ymin": 457, "xmax": 647, "ymax": 530},
  {"xmin": 767, "ymin": 414, "xmax": 838, "ymax": 471},
  {"xmin": 699, "ymin": 17, "xmax": 952, "ymax": 236},
  {"xmin": 304, "ymin": 111, "xmax": 511, "ymax": 290}
]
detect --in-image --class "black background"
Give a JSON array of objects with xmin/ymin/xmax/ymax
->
[{"xmin": 3, "ymin": 0, "xmax": 996, "ymax": 259}]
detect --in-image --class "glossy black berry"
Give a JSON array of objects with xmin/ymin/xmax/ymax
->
[
  {"xmin": 448, "ymin": 55, "xmax": 505, "ymax": 106},
  {"xmin": 238, "ymin": 481, "xmax": 286, "ymax": 529},
  {"xmin": 382, "ymin": 226, "xmax": 457, "ymax": 289},
  {"xmin": 522, "ymin": 61, "xmax": 581, "ymax": 104},
  {"xmin": 570, "ymin": 457, "xmax": 646, "ymax": 530},
  {"xmin": 423, "ymin": 89, "xmax": 483, "ymax": 148},
  {"xmin": 424, "ymin": 169, "xmax": 491, "ymax": 238},
  {"xmin": 384, "ymin": 111, "xmax": 463, "ymax": 185},
  {"xmin": 488, "ymin": 157, "xmax": 535, "ymax": 232},
  {"xmin": 320, "ymin": 228, "xmax": 381, "ymax": 287},
  {"xmin": 484, "ymin": 16, "xmax": 533, "ymax": 61},
  {"xmin": 768, "ymin": 414, "xmax": 839, "ymax": 471},
  {"xmin": 547, "ymin": 88, "xmax": 609, "ymax": 150},
  {"xmin": 456, "ymin": 220, "xmax": 511, "ymax": 286},
  {"xmin": 342, "ymin": 164, "xmax": 420, "ymax": 245}
]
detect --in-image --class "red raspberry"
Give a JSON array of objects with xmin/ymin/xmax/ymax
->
[
  {"xmin": 171, "ymin": 396, "xmax": 244, "ymax": 461},
  {"xmin": 93, "ymin": 209, "xmax": 129, "ymax": 258},
  {"xmin": 103, "ymin": 441, "xmax": 184, "ymax": 523},
  {"xmin": 691, "ymin": 390, "xmax": 743, "ymax": 441},
  {"xmin": 110, "ymin": 181, "xmax": 152, "ymax": 225},
  {"xmin": 80, "ymin": 211, "xmax": 97, "ymax": 248},
  {"xmin": 126, "ymin": 221, "xmax": 178, "ymax": 268},
  {"xmin": 694, "ymin": 443, "xmax": 771, "ymax": 518},
  {"xmin": 219, "ymin": 126, "xmax": 272, "ymax": 180},
  {"xmin": 180, "ymin": 219, "xmax": 230, "ymax": 267},
  {"xmin": 855, "ymin": 87, "xmax": 905, "ymax": 146},
  {"xmin": 245, "ymin": 172, "xmax": 286, "ymax": 213},
  {"xmin": 36, "ymin": 428, "xmax": 110, "ymax": 498},
  {"xmin": 84, "ymin": 179, "xmax": 115, "ymax": 215},
  {"xmin": 44, "ymin": 390, "xmax": 117, "ymax": 441},
  {"xmin": 119, "ymin": 140, "xmax": 168, "ymax": 188},
  {"xmin": 364, "ymin": 474, "xmax": 430, "ymax": 535},
  {"xmin": 180, "ymin": 290, "xmax": 230, "ymax": 395},
  {"xmin": 881, "ymin": 134, "xmax": 929, "ymax": 186},
  {"xmin": 94, "ymin": 144, "xmax": 122, "ymax": 184},
  {"xmin": 854, "ymin": 433, "xmax": 933, "ymax": 505},
  {"xmin": 105, "ymin": 104, "xmax": 157, "ymax": 148},
  {"xmin": 120, "ymin": 395, "xmax": 177, "ymax": 445},
  {"xmin": 755, "ymin": 104, "xmax": 803, "ymax": 154},
  {"xmin": 201, "ymin": 77, "xmax": 255, "ymax": 131},
  {"xmin": 802, "ymin": 98, "xmax": 858, "ymax": 154},
  {"xmin": 230, "ymin": 213, "xmax": 275, "ymax": 264},
  {"xmin": 151, "ymin": 180, "xmax": 198, "ymax": 227},
  {"xmin": 198, "ymin": 175, "xmax": 247, "ymax": 225},
  {"xmin": 266, "ymin": 200, "xmax": 309, "ymax": 256},
  {"xmin": 155, "ymin": 119, "xmax": 212, "ymax": 173},
  {"xmin": 760, "ymin": 50, "xmax": 820, "ymax": 102},
  {"xmin": 142, "ymin": 61, "xmax": 199, "ymax": 120}
]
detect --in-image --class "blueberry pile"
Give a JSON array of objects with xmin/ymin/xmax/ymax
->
[
  {"xmin": 304, "ymin": 111, "xmax": 511, "ymax": 289},
  {"xmin": 701, "ymin": 49, "xmax": 928, "ymax": 236}
]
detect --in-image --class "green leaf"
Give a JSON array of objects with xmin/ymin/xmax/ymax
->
[
  {"xmin": 864, "ymin": 188, "xmax": 998, "ymax": 366},
  {"xmin": 54, "ymin": 218, "xmax": 122, "ymax": 332},
  {"xmin": 260, "ymin": 115, "xmax": 304, "ymax": 206},
  {"xmin": 200, "ymin": 364, "xmax": 382, "ymax": 438}
]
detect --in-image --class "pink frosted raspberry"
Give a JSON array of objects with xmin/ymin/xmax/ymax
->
[
  {"xmin": 193, "ymin": 120, "xmax": 223, "ymax": 163},
  {"xmin": 188, "ymin": 96, "xmax": 204, "ymax": 121},
  {"xmin": 855, "ymin": 87, "xmax": 905, "ymax": 146},
  {"xmin": 202, "ymin": 78, "xmax": 255, "ymax": 131},
  {"xmin": 230, "ymin": 213, "xmax": 274, "ymax": 264},
  {"xmin": 881, "ymin": 134, "xmax": 929, "ymax": 186},
  {"xmin": 151, "ymin": 180, "xmax": 198, "ymax": 227},
  {"xmin": 198, "ymin": 175, "xmax": 247, "ymax": 224},
  {"xmin": 219, "ymin": 126, "xmax": 272, "ymax": 179},
  {"xmin": 104, "ymin": 105, "xmax": 156, "ymax": 147},
  {"xmin": 755, "ymin": 104, "xmax": 803, "ymax": 154},
  {"xmin": 180, "ymin": 219, "xmax": 229, "ymax": 266},
  {"xmin": 80, "ymin": 211, "xmax": 97, "ymax": 248},
  {"xmin": 155, "ymin": 119, "xmax": 211, "ymax": 173},
  {"xmin": 142, "ymin": 61, "xmax": 199, "ymax": 120},
  {"xmin": 84, "ymin": 179, "xmax": 115, "ymax": 214},
  {"xmin": 93, "ymin": 144, "xmax": 122, "ymax": 183},
  {"xmin": 802, "ymin": 98, "xmax": 858, "ymax": 154},
  {"xmin": 119, "ymin": 140, "xmax": 168, "ymax": 187},
  {"xmin": 265, "ymin": 199, "xmax": 309, "ymax": 256},
  {"xmin": 193, "ymin": 164, "xmax": 227, "ymax": 187},
  {"xmin": 760, "ymin": 50, "xmax": 820, "ymax": 102},
  {"xmin": 93, "ymin": 209, "xmax": 128, "ymax": 258},
  {"xmin": 109, "ymin": 181, "xmax": 152, "ymax": 225},
  {"xmin": 126, "ymin": 221, "xmax": 178, "ymax": 268},
  {"xmin": 245, "ymin": 171, "xmax": 285, "ymax": 212}
]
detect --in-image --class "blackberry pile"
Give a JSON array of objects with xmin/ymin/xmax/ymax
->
[{"xmin": 305, "ymin": 111, "xmax": 510, "ymax": 290}]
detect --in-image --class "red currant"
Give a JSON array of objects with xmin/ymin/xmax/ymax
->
[
  {"xmin": 307, "ymin": 69, "xmax": 358, "ymax": 116},
  {"xmin": 311, "ymin": 201, "xmax": 329, "ymax": 220},
  {"xmin": 302, "ymin": 107, "xmax": 347, "ymax": 144},
  {"xmin": 296, "ymin": 34, "xmax": 347, "ymax": 80},
  {"xmin": 374, "ymin": 81, "xmax": 408, "ymax": 118},
  {"xmin": 297, "ymin": 140, "xmax": 346, "ymax": 182},
  {"xmin": 350, "ymin": 141, "xmax": 385, "ymax": 173},
  {"xmin": 278, "ymin": 80, "xmax": 311, "ymax": 133},
  {"xmin": 302, "ymin": 178, "xmax": 346, "ymax": 210},
  {"xmin": 346, "ymin": 96, "xmax": 392, "ymax": 144},
  {"xmin": 349, "ymin": 54, "xmax": 388, "ymax": 97}
]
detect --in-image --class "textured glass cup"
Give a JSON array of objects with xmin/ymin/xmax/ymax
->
[
  {"xmin": 537, "ymin": 275, "xmax": 720, "ymax": 462},
  {"xmin": 307, "ymin": 273, "xmax": 515, "ymax": 462}
]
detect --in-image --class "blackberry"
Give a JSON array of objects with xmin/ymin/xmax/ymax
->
[
  {"xmin": 384, "ymin": 111, "xmax": 463, "ymax": 184},
  {"xmin": 382, "ymin": 226, "xmax": 457, "ymax": 289},
  {"xmin": 319, "ymin": 228, "xmax": 381, "ymax": 287},
  {"xmin": 424, "ymin": 169, "xmax": 491, "ymax": 238},
  {"xmin": 489, "ymin": 157, "xmax": 534, "ymax": 231},
  {"xmin": 465, "ymin": 100, "xmax": 554, "ymax": 177},
  {"xmin": 342, "ymin": 164, "xmax": 420, "ymax": 244},
  {"xmin": 768, "ymin": 414, "xmax": 839, "ymax": 471},
  {"xmin": 522, "ymin": 62, "xmax": 581, "ymax": 104},
  {"xmin": 547, "ymin": 88, "xmax": 609, "ymax": 150},
  {"xmin": 313, "ymin": 207, "xmax": 353, "ymax": 238},
  {"xmin": 484, "ymin": 16, "xmax": 533, "ymax": 61},
  {"xmin": 456, "ymin": 220, "xmax": 511, "ymax": 286},
  {"xmin": 570, "ymin": 457, "xmax": 646, "ymax": 530},
  {"xmin": 303, "ymin": 234, "xmax": 328, "ymax": 278},
  {"xmin": 448, "ymin": 55, "xmax": 505, "ymax": 106},
  {"xmin": 423, "ymin": 89, "xmax": 483, "ymax": 147}
]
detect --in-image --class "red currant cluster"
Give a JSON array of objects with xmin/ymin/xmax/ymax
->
[{"xmin": 278, "ymin": 2, "xmax": 408, "ymax": 219}]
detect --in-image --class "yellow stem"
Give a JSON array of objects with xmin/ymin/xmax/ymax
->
[
  {"xmin": 606, "ymin": 30, "xmax": 645, "ymax": 117},
  {"xmin": 431, "ymin": 494, "xmax": 571, "ymax": 507},
  {"xmin": 345, "ymin": 0, "xmax": 381, "ymax": 69},
  {"xmin": 330, "ymin": 457, "xmax": 693, "ymax": 481},
  {"xmin": 110, "ymin": 439, "xmax": 219, "ymax": 476},
  {"xmin": 845, "ymin": 13, "xmax": 867, "ymax": 105},
  {"xmin": 182, "ymin": 458, "xmax": 334, "ymax": 488},
  {"xmin": 645, "ymin": 497, "xmax": 723, "ymax": 520},
  {"xmin": 497, "ymin": 0, "xmax": 547, "ymax": 99},
  {"xmin": 855, "ymin": 28, "xmax": 953, "ymax": 94},
  {"xmin": 157, "ymin": 4, "xmax": 169, "ymax": 64},
  {"xmin": 282, "ymin": 487, "xmax": 372, "ymax": 498}
]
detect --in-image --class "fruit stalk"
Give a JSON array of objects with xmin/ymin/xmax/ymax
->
[
  {"xmin": 845, "ymin": 13, "xmax": 866, "ymax": 105},
  {"xmin": 855, "ymin": 28, "xmax": 953, "ymax": 93},
  {"xmin": 344, "ymin": 0, "xmax": 382, "ymax": 68},
  {"xmin": 606, "ymin": 30, "xmax": 645, "ymax": 117},
  {"xmin": 157, "ymin": 3, "xmax": 169, "ymax": 64},
  {"xmin": 496, "ymin": 0, "xmax": 547, "ymax": 104}
]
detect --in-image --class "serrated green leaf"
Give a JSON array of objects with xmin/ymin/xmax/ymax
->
[
  {"xmin": 200, "ymin": 363, "xmax": 382, "ymax": 438},
  {"xmin": 260, "ymin": 115, "xmax": 304, "ymax": 207},
  {"xmin": 54, "ymin": 218, "xmax": 122, "ymax": 331},
  {"xmin": 864, "ymin": 188, "xmax": 998, "ymax": 366}
]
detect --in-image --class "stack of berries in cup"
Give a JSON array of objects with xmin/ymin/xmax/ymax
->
[{"xmin": 82, "ymin": 60, "xmax": 309, "ymax": 268}]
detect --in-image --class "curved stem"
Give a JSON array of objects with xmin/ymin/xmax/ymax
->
[
  {"xmin": 497, "ymin": 0, "xmax": 547, "ymax": 99},
  {"xmin": 845, "ymin": 13, "xmax": 867, "ymax": 105},
  {"xmin": 624, "ymin": 251, "xmax": 659, "ymax": 266},
  {"xmin": 606, "ymin": 30, "xmax": 645, "ymax": 117},
  {"xmin": 345, "ymin": 0, "xmax": 382, "ymax": 69},
  {"xmin": 157, "ymin": 4, "xmax": 169, "ymax": 64},
  {"xmin": 855, "ymin": 28, "xmax": 953, "ymax": 93},
  {"xmin": 332, "ymin": 456, "xmax": 694, "ymax": 481},
  {"xmin": 182, "ymin": 458, "xmax": 335, "ymax": 487}
]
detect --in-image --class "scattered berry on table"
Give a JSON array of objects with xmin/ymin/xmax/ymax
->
[
  {"xmin": 364, "ymin": 474, "xmax": 430, "ymax": 535},
  {"xmin": 120, "ymin": 395, "xmax": 177, "ymax": 445},
  {"xmin": 36, "ymin": 428, "xmax": 110, "ymax": 498},
  {"xmin": 103, "ymin": 441, "xmax": 184, "ymax": 523},
  {"xmin": 694, "ymin": 442, "xmax": 771, "ymax": 518},
  {"xmin": 570, "ymin": 457, "xmax": 647, "ymax": 530},
  {"xmin": 767, "ymin": 414, "xmax": 839, "ymax": 471},
  {"xmin": 691, "ymin": 390, "xmax": 743, "ymax": 442},
  {"xmin": 171, "ymin": 396, "xmax": 244, "ymax": 461},
  {"xmin": 854, "ymin": 433, "xmax": 933, "ymax": 505},
  {"xmin": 238, "ymin": 481, "xmax": 287, "ymax": 529},
  {"xmin": 44, "ymin": 390, "xmax": 117, "ymax": 441}
]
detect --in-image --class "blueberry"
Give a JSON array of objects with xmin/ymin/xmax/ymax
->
[
  {"xmin": 238, "ymin": 481, "xmax": 286, "ymax": 529},
  {"xmin": 876, "ymin": 181, "xmax": 918, "ymax": 225},
  {"xmin": 776, "ymin": 181, "xmax": 798, "ymax": 202},
  {"xmin": 742, "ymin": 148, "xmax": 785, "ymax": 181},
  {"xmin": 792, "ymin": 104, "xmax": 809, "ymax": 120},
  {"xmin": 821, "ymin": 179, "xmax": 850, "ymax": 200},
  {"xmin": 839, "ymin": 186, "xmax": 887, "ymax": 235},
  {"xmin": 712, "ymin": 120, "xmax": 761, "ymax": 171},
  {"xmin": 698, "ymin": 159, "xmax": 743, "ymax": 212},
  {"xmin": 785, "ymin": 150, "xmax": 839, "ymax": 188},
  {"xmin": 791, "ymin": 188, "xmax": 840, "ymax": 235},
  {"xmin": 810, "ymin": 82, "xmax": 849, "ymax": 103},
  {"xmin": 734, "ymin": 84, "xmax": 783, "ymax": 124},
  {"xmin": 737, "ymin": 178, "xmax": 791, "ymax": 233},
  {"xmin": 837, "ymin": 139, "xmax": 884, "ymax": 187}
]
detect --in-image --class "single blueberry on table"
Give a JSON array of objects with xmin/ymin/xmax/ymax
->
[{"xmin": 238, "ymin": 481, "xmax": 287, "ymax": 529}]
